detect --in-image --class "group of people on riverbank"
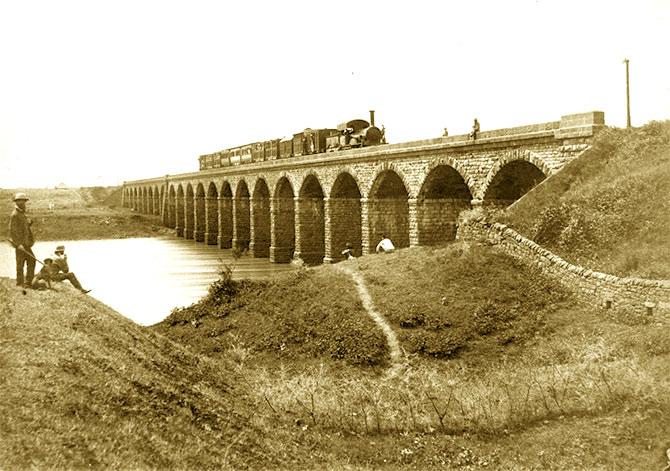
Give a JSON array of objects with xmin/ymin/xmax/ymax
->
[{"xmin": 8, "ymin": 192, "xmax": 90, "ymax": 293}]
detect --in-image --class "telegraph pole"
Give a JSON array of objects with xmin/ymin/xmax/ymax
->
[{"xmin": 623, "ymin": 58, "xmax": 631, "ymax": 128}]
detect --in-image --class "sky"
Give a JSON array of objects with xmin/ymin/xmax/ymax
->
[{"xmin": 0, "ymin": 0, "xmax": 668, "ymax": 188}]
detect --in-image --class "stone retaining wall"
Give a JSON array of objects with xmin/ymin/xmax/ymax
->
[{"xmin": 457, "ymin": 215, "xmax": 670, "ymax": 313}]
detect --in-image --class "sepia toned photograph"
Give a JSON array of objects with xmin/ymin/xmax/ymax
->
[{"xmin": 1, "ymin": 1, "xmax": 669, "ymax": 469}]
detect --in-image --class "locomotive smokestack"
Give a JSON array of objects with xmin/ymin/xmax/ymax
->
[{"xmin": 369, "ymin": 110, "xmax": 375, "ymax": 126}]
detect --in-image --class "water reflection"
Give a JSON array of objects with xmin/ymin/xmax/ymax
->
[{"xmin": 0, "ymin": 237, "xmax": 296, "ymax": 326}]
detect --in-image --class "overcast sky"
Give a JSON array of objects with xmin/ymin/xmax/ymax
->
[{"xmin": 0, "ymin": 0, "xmax": 668, "ymax": 188}]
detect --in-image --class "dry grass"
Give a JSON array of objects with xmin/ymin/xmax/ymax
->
[
  {"xmin": 498, "ymin": 121, "xmax": 670, "ymax": 279},
  {"xmin": 0, "ymin": 277, "xmax": 288, "ymax": 469}
]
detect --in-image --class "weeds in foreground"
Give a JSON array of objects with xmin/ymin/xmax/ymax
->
[{"xmin": 243, "ymin": 354, "xmax": 660, "ymax": 436}]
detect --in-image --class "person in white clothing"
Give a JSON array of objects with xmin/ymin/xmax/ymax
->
[{"xmin": 375, "ymin": 234, "xmax": 395, "ymax": 254}]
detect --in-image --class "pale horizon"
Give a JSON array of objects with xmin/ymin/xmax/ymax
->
[{"xmin": 1, "ymin": 0, "xmax": 668, "ymax": 189}]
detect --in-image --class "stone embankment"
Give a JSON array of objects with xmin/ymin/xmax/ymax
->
[{"xmin": 457, "ymin": 215, "xmax": 670, "ymax": 314}]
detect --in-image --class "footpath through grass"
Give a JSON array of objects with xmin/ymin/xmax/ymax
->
[
  {"xmin": 156, "ymin": 243, "xmax": 670, "ymax": 469},
  {"xmin": 0, "ymin": 187, "xmax": 167, "ymax": 241},
  {"xmin": 498, "ymin": 121, "xmax": 670, "ymax": 279}
]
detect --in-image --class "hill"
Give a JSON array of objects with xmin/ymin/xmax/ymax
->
[
  {"xmin": 155, "ymin": 243, "xmax": 670, "ymax": 469},
  {"xmin": 0, "ymin": 277, "xmax": 299, "ymax": 469},
  {"xmin": 498, "ymin": 121, "xmax": 670, "ymax": 279}
]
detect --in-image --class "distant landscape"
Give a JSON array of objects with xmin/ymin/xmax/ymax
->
[
  {"xmin": 0, "ymin": 186, "xmax": 169, "ymax": 241},
  {"xmin": 1, "ymin": 122, "xmax": 669, "ymax": 469}
]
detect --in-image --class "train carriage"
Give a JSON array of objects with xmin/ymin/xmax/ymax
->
[
  {"xmin": 219, "ymin": 149, "xmax": 231, "ymax": 167},
  {"xmin": 279, "ymin": 136, "xmax": 293, "ymax": 158},
  {"xmin": 292, "ymin": 132, "xmax": 306, "ymax": 157},
  {"xmin": 239, "ymin": 144, "xmax": 252, "ymax": 164},
  {"xmin": 264, "ymin": 139, "xmax": 281, "ymax": 160},
  {"xmin": 251, "ymin": 142, "xmax": 265, "ymax": 163}
]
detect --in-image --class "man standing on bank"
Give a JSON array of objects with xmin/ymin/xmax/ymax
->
[
  {"xmin": 9, "ymin": 192, "xmax": 35, "ymax": 288},
  {"xmin": 52, "ymin": 245, "xmax": 91, "ymax": 294}
]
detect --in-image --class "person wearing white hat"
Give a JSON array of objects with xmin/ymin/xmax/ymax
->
[{"xmin": 8, "ymin": 192, "xmax": 35, "ymax": 287}]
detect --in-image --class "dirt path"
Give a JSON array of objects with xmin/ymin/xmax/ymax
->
[{"xmin": 335, "ymin": 264, "xmax": 404, "ymax": 372}]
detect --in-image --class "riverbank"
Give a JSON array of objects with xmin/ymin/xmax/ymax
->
[
  {"xmin": 1, "ymin": 187, "xmax": 172, "ymax": 240},
  {"xmin": 3, "ymin": 239, "xmax": 670, "ymax": 469},
  {"xmin": 0, "ymin": 277, "xmax": 283, "ymax": 469}
]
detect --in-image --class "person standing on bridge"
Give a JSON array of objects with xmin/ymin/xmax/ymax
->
[
  {"xmin": 469, "ymin": 118, "xmax": 480, "ymax": 140},
  {"xmin": 8, "ymin": 192, "xmax": 36, "ymax": 288}
]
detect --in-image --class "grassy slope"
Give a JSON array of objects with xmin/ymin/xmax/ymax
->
[
  {"xmin": 498, "ymin": 121, "xmax": 670, "ymax": 279},
  {"xmin": 356, "ymin": 244, "xmax": 566, "ymax": 361},
  {"xmin": 0, "ymin": 278, "xmax": 291, "ymax": 470},
  {"xmin": 157, "ymin": 244, "xmax": 670, "ymax": 469},
  {"xmin": 0, "ymin": 187, "xmax": 167, "ymax": 241},
  {"xmin": 3, "ymin": 239, "xmax": 670, "ymax": 468},
  {"xmin": 155, "ymin": 267, "xmax": 389, "ymax": 367}
]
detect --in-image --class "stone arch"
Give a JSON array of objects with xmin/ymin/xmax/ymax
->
[
  {"xmin": 424, "ymin": 157, "xmax": 476, "ymax": 198},
  {"xmin": 269, "ymin": 171, "xmax": 299, "ymax": 197},
  {"xmin": 233, "ymin": 179, "xmax": 250, "ymax": 250},
  {"xmin": 167, "ymin": 185, "xmax": 176, "ymax": 228},
  {"xmin": 297, "ymin": 174, "xmax": 325, "ymax": 265},
  {"xmin": 218, "ymin": 181, "xmax": 233, "ymax": 248},
  {"xmin": 330, "ymin": 172, "xmax": 362, "ymax": 259},
  {"xmin": 478, "ymin": 151, "xmax": 552, "ymax": 201},
  {"xmin": 194, "ymin": 182, "xmax": 206, "ymax": 242},
  {"xmin": 365, "ymin": 163, "xmax": 413, "ymax": 199},
  {"xmin": 251, "ymin": 178, "xmax": 270, "ymax": 258},
  {"xmin": 368, "ymin": 170, "xmax": 410, "ymax": 250},
  {"xmin": 184, "ymin": 183, "xmax": 195, "ymax": 239},
  {"xmin": 481, "ymin": 155, "xmax": 548, "ymax": 207},
  {"xmin": 205, "ymin": 181, "xmax": 219, "ymax": 245},
  {"xmin": 176, "ymin": 184, "xmax": 185, "ymax": 237},
  {"xmin": 417, "ymin": 165, "xmax": 473, "ymax": 245},
  {"xmin": 271, "ymin": 176, "xmax": 295, "ymax": 263}
]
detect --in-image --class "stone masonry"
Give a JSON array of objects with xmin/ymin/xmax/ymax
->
[
  {"xmin": 457, "ymin": 215, "xmax": 670, "ymax": 313},
  {"xmin": 122, "ymin": 111, "xmax": 604, "ymax": 264}
]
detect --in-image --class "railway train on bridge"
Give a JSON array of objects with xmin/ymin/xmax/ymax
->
[{"xmin": 198, "ymin": 111, "xmax": 385, "ymax": 171}]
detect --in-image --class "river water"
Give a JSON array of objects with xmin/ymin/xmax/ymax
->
[{"xmin": 0, "ymin": 237, "xmax": 297, "ymax": 326}]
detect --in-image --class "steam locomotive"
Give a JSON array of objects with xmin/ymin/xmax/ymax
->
[{"xmin": 198, "ymin": 111, "xmax": 385, "ymax": 170}]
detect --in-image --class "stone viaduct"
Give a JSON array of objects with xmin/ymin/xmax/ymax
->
[{"xmin": 122, "ymin": 111, "xmax": 604, "ymax": 265}]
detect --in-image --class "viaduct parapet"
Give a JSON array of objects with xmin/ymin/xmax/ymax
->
[{"xmin": 122, "ymin": 111, "xmax": 605, "ymax": 264}]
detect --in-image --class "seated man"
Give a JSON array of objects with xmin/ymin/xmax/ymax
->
[
  {"xmin": 375, "ymin": 234, "xmax": 395, "ymax": 254},
  {"xmin": 341, "ymin": 242, "xmax": 355, "ymax": 260},
  {"xmin": 32, "ymin": 258, "xmax": 56, "ymax": 290},
  {"xmin": 52, "ymin": 245, "xmax": 91, "ymax": 294}
]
